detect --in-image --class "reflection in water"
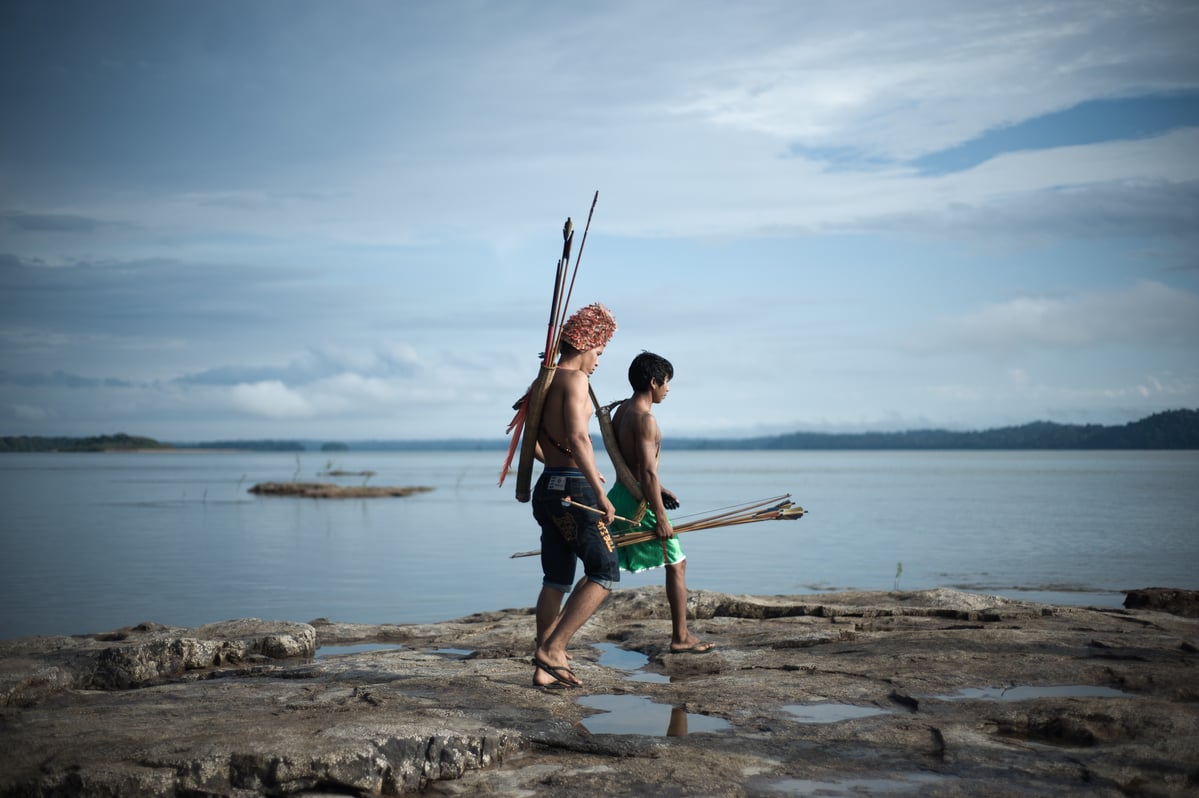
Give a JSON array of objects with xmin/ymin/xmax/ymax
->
[
  {"xmin": 667, "ymin": 706, "xmax": 687, "ymax": 737},
  {"xmin": 314, "ymin": 643, "xmax": 405, "ymax": 658},
  {"xmin": 783, "ymin": 703, "xmax": 889, "ymax": 724},
  {"xmin": 431, "ymin": 647, "xmax": 475, "ymax": 658},
  {"xmin": 578, "ymin": 694, "xmax": 730, "ymax": 736},
  {"xmin": 593, "ymin": 642, "xmax": 670, "ymax": 683},
  {"xmin": 594, "ymin": 642, "xmax": 649, "ymax": 670},
  {"xmin": 766, "ymin": 772, "xmax": 948, "ymax": 795},
  {"xmin": 937, "ymin": 684, "xmax": 1134, "ymax": 701}
]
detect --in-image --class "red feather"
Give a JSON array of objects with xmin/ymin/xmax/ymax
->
[{"xmin": 498, "ymin": 393, "xmax": 528, "ymax": 486}]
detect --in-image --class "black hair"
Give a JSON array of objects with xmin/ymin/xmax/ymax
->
[{"xmin": 627, "ymin": 351, "xmax": 673, "ymax": 392}]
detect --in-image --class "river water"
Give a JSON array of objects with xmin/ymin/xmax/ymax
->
[{"xmin": 1, "ymin": 449, "xmax": 1195, "ymax": 639}]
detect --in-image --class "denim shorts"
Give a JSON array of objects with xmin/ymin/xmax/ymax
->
[{"xmin": 532, "ymin": 467, "xmax": 619, "ymax": 592}]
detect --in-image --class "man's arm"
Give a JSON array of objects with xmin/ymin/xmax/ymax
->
[
  {"xmin": 634, "ymin": 413, "xmax": 675, "ymax": 539},
  {"xmin": 562, "ymin": 371, "xmax": 615, "ymax": 523}
]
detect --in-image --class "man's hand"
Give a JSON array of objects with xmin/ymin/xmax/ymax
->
[
  {"xmin": 600, "ymin": 495, "xmax": 616, "ymax": 526},
  {"xmin": 655, "ymin": 516, "xmax": 675, "ymax": 540},
  {"xmin": 661, "ymin": 489, "xmax": 679, "ymax": 511}
]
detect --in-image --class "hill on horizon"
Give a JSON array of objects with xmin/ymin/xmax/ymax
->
[
  {"xmin": 3, "ymin": 409, "xmax": 1197, "ymax": 452},
  {"xmin": 670, "ymin": 408, "xmax": 1199, "ymax": 451}
]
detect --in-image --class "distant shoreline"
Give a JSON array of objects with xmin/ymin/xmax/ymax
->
[{"xmin": 3, "ymin": 408, "xmax": 1197, "ymax": 452}]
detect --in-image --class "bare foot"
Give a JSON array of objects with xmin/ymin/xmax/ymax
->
[{"xmin": 669, "ymin": 637, "xmax": 716, "ymax": 654}]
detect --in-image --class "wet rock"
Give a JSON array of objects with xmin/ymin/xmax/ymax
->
[
  {"xmin": 0, "ymin": 618, "xmax": 315, "ymax": 704},
  {"xmin": 2, "ymin": 587, "xmax": 1197, "ymax": 796},
  {"xmin": 248, "ymin": 482, "xmax": 433, "ymax": 498},
  {"xmin": 1124, "ymin": 587, "xmax": 1199, "ymax": 618}
]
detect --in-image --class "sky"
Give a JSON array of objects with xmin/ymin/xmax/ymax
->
[{"xmin": 1, "ymin": 0, "xmax": 1197, "ymax": 443}]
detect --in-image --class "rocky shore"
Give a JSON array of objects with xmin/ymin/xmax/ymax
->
[
  {"xmin": 2, "ymin": 587, "xmax": 1196, "ymax": 796},
  {"xmin": 247, "ymin": 482, "xmax": 434, "ymax": 499}
]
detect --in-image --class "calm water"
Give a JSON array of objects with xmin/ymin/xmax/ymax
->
[{"xmin": 1, "ymin": 450, "xmax": 1195, "ymax": 640}]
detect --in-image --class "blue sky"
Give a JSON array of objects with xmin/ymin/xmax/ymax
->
[{"xmin": 1, "ymin": 0, "xmax": 1197, "ymax": 442}]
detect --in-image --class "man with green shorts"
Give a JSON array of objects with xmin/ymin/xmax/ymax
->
[{"xmin": 607, "ymin": 352, "xmax": 715, "ymax": 654}]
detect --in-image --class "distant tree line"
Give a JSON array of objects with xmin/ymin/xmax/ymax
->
[
  {"xmin": 172, "ymin": 440, "xmax": 306, "ymax": 452},
  {"xmin": 0, "ymin": 433, "xmax": 170, "ymax": 452},
  {"xmin": 667, "ymin": 409, "xmax": 1199, "ymax": 450},
  {"xmin": 3, "ymin": 409, "xmax": 1197, "ymax": 453}
]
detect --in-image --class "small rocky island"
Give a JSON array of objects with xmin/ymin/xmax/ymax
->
[
  {"xmin": 248, "ymin": 482, "xmax": 434, "ymax": 499},
  {"xmin": 1, "ymin": 587, "xmax": 1196, "ymax": 796}
]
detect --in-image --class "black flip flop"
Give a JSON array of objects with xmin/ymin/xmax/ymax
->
[{"xmin": 532, "ymin": 656, "xmax": 581, "ymax": 688}]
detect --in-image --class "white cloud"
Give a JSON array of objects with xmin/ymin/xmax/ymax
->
[
  {"xmin": 941, "ymin": 129, "xmax": 1199, "ymax": 199},
  {"xmin": 10, "ymin": 403, "xmax": 49, "ymax": 421},
  {"xmin": 2, "ymin": 1, "xmax": 1196, "ymax": 440},
  {"xmin": 665, "ymin": 2, "xmax": 1199, "ymax": 160},
  {"xmin": 228, "ymin": 381, "xmax": 315, "ymax": 418},
  {"xmin": 306, "ymin": 373, "xmax": 404, "ymax": 414},
  {"xmin": 907, "ymin": 281, "xmax": 1199, "ymax": 356}
]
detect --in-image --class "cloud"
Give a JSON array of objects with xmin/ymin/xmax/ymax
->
[
  {"xmin": 1, "ymin": 2, "xmax": 1196, "ymax": 440},
  {"xmin": 907, "ymin": 280, "xmax": 1199, "ymax": 356},
  {"xmin": 8, "ymin": 404, "xmax": 49, "ymax": 422},
  {"xmin": 667, "ymin": 2, "xmax": 1199, "ymax": 161},
  {"xmin": 913, "ymin": 94, "xmax": 1199, "ymax": 176},
  {"xmin": 228, "ymin": 380, "xmax": 314, "ymax": 418},
  {"xmin": 805, "ymin": 129, "xmax": 1199, "ymax": 241},
  {"xmin": 221, "ymin": 369, "xmax": 467, "ymax": 425},
  {"xmin": 916, "ymin": 177, "xmax": 1199, "ymax": 240},
  {"xmin": 4, "ymin": 3, "xmax": 1197, "ymax": 247},
  {"xmin": 179, "ymin": 345, "xmax": 424, "ymax": 387},
  {"xmin": 174, "ymin": 339, "xmax": 500, "ymax": 427},
  {"xmin": 0, "ymin": 210, "xmax": 123, "ymax": 233},
  {"xmin": 0, "ymin": 369, "xmax": 135, "ymax": 389},
  {"xmin": 917, "ymin": 368, "xmax": 1197, "ymax": 430}
]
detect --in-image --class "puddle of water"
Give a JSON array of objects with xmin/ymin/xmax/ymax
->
[
  {"xmin": 594, "ymin": 642, "xmax": 649, "ymax": 670},
  {"xmin": 593, "ymin": 642, "xmax": 669, "ymax": 683},
  {"xmin": 431, "ymin": 647, "xmax": 475, "ymax": 658},
  {"xmin": 783, "ymin": 703, "xmax": 889, "ymax": 724},
  {"xmin": 765, "ymin": 772, "xmax": 948, "ymax": 795},
  {"xmin": 625, "ymin": 671, "xmax": 671, "ymax": 684},
  {"xmin": 315, "ymin": 643, "xmax": 405, "ymax": 658},
  {"xmin": 578, "ymin": 694, "xmax": 730, "ymax": 736},
  {"xmin": 937, "ymin": 685, "xmax": 1134, "ymax": 701}
]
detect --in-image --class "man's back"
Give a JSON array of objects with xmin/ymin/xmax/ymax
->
[
  {"xmin": 540, "ymin": 367, "xmax": 591, "ymax": 469},
  {"xmin": 613, "ymin": 400, "xmax": 661, "ymax": 480}
]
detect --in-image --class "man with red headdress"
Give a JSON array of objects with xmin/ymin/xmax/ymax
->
[{"xmin": 529, "ymin": 302, "xmax": 618, "ymax": 689}]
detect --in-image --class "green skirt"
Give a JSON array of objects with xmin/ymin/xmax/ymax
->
[{"xmin": 607, "ymin": 481, "xmax": 685, "ymax": 573}]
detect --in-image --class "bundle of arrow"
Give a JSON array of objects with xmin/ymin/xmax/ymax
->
[{"xmin": 510, "ymin": 494, "xmax": 805, "ymax": 559}]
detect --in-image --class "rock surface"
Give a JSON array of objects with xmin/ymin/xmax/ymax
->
[
  {"xmin": 1124, "ymin": 587, "xmax": 1199, "ymax": 618},
  {"xmin": 2, "ymin": 587, "xmax": 1197, "ymax": 796},
  {"xmin": 247, "ymin": 482, "xmax": 433, "ymax": 498}
]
